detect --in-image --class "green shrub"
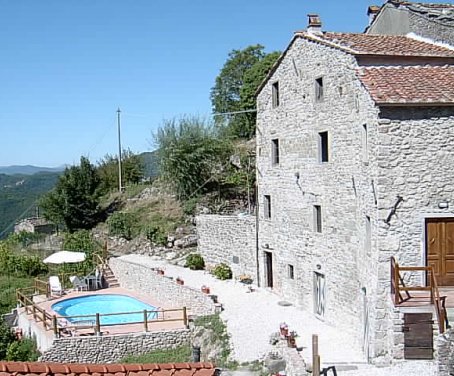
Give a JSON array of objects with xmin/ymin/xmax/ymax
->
[
  {"xmin": 182, "ymin": 197, "xmax": 199, "ymax": 216},
  {"xmin": 145, "ymin": 224, "xmax": 167, "ymax": 245},
  {"xmin": 212, "ymin": 263, "xmax": 232, "ymax": 280},
  {"xmin": 122, "ymin": 345, "xmax": 191, "ymax": 363},
  {"xmin": 0, "ymin": 321, "xmax": 15, "ymax": 360},
  {"xmin": 185, "ymin": 254, "xmax": 205, "ymax": 270},
  {"xmin": 107, "ymin": 212, "xmax": 136, "ymax": 240},
  {"xmin": 6, "ymin": 338, "xmax": 39, "ymax": 361}
]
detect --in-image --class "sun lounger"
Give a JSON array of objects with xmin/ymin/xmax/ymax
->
[{"xmin": 49, "ymin": 276, "xmax": 62, "ymax": 296}]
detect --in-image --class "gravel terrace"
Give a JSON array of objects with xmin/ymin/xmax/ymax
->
[{"xmin": 119, "ymin": 255, "xmax": 436, "ymax": 375}]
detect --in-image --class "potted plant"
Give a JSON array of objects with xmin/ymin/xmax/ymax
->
[
  {"xmin": 280, "ymin": 322, "xmax": 289, "ymax": 337},
  {"xmin": 201, "ymin": 285, "xmax": 210, "ymax": 294},
  {"xmin": 157, "ymin": 268, "xmax": 165, "ymax": 275},
  {"xmin": 286, "ymin": 330, "xmax": 297, "ymax": 348},
  {"xmin": 176, "ymin": 277, "xmax": 184, "ymax": 285}
]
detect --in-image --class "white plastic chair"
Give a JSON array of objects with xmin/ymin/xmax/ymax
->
[
  {"xmin": 69, "ymin": 275, "xmax": 88, "ymax": 291},
  {"xmin": 49, "ymin": 276, "xmax": 63, "ymax": 296}
]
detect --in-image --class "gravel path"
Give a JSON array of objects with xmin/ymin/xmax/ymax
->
[{"xmin": 119, "ymin": 255, "xmax": 435, "ymax": 375}]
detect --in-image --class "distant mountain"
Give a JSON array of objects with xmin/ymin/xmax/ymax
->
[
  {"xmin": 0, "ymin": 165, "xmax": 66, "ymax": 175},
  {"xmin": 0, "ymin": 172, "xmax": 60, "ymax": 238}
]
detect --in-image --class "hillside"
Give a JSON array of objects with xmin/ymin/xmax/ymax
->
[
  {"xmin": 0, "ymin": 165, "xmax": 66, "ymax": 175},
  {"xmin": 0, "ymin": 172, "xmax": 60, "ymax": 238}
]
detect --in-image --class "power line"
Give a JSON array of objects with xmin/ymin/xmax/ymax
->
[
  {"xmin": 0, "ymin": 200, "xmax": 38, "ymax": 238},
  {"xmin": 212, "ymin": 109, "xmax": 257, "ymax": 116}
]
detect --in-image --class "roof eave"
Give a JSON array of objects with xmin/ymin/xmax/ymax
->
[{"xmin": 376, "ymin": 101, "xmax": 454, "ymax": 107}]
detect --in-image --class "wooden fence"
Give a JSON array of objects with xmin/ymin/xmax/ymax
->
[{"xmin": 16, "ymin": 287, "xmax": 188, "ymax": 338}]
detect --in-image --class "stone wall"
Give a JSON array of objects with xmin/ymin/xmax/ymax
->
[
  {"xmin": 437, "ymin": 329, "xmax": 454, "ymax": 376},
  {"xmin": 109, "ymin": 257, "xmax": 216, "ymax": 316},
  {"xmin": 196, "ymin": 214, "xmax": 257, "ymax": 279},
  {"xmin": 40, "ymin": 329, "xmax": 191, "ymax": 363},
  {"xmin": 256, "ymin": 34, "xmax": 380, "ymax": 360}
]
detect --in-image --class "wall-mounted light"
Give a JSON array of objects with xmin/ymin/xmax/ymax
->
[
  {"xmin": 316, "ymin": 264, "xmax": 321, "ymax": 270},
  {"xmin": 438, "ymin": 201, "xmax": 449, "ymax": 209},
  {"xmin": 264, "ymin": 243, "xmax": 270, "ymax": 249},
  {"xmin": 295, "ymin": 172, "xmax": 300, "ymax": 184}
]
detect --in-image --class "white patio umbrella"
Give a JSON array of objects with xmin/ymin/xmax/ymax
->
[{"xmin": 43, "ymin": 251, "xmax": 86, "ymax": 265}]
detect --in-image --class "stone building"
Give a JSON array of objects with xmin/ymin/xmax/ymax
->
[
  {"xmin": 366, "ymin": 1, "xmax": 454, "ymax": 45},
  {"xmin": 14, "ymin": 217, "xmax": 55, "ymax": 235},
  {"xmin": 255, "ymin": 15, "xmax": 454, "ymax": 364}
]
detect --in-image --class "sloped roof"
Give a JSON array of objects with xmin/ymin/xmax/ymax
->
[
  {"xmin": 0, "ymin": 361, "xmax": 217, "ymax": 376},
  {"xmin": 256, "ymin": 31, "xmax": 454, "ymax": 96},
  {"xmin": 297, "ymin": 32, "xmax": 454, "ymax": 57},
  {"xmin": 392, "ymin": 1, "xmax": 454, "ymax": 26},
  {"xmin": 357, "ymin": 65, "xmax": 454, "ymax": 105}
]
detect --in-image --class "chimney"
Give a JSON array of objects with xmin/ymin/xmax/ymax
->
[
  {"xmin": 307, "ymin": 14, "xmax": 322, "ymax": 35},
  {"xmin": 367, "ymin": 5, "xmax": 381, "ymax": 25}
]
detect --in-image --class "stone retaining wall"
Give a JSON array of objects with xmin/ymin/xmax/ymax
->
[
  {"xmin": 109, "ymin": 258, "xmax": 216, "ymax": 316},
  {"xmin": 437, "ymin": 329, "xmax": 454, "ymax": 376},
  {"xmin": 196, "ymin": 214, "xmax": 257, "ymax": 280},
  {"xmin": 40, "ymin": 329, "xmax": 191, "ymax": 363}
]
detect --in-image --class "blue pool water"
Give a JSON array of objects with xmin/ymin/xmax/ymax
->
[{"xmin": 52, "ymin": 294, "xmax": 158, "ymax": 325}]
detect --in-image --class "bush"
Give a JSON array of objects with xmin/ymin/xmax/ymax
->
[
  {"xmin": 107, "ymin": 212, "xmax": 136, "ymax": 240},
  {"xmin": 6, "ymin": 338, "xmax": 39, "ymax": 361},
  {"xmin": 122, "ymin": 345, "xmax": 191, "ymax": 363},
  {"xmin": 185, "ymin": 254, "xmax": 205, "ymax": 270},
  {"xmin": 212, "ymin": 263, "xmax": 232, "ymax": 280},
  {"xmin": 182, "ymin": 197, "xmax": 200, "ymax": 216},
  {"xmin": 0, "ymin": 321, "xmax": 15, "ymax": 359},
  {"xmin": 145, "ymin": 224, "xmax": 167, "ymax": 246}
]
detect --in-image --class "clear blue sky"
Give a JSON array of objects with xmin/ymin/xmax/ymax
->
[{"xmin": 0, "ymin": 0, "xmax": 445, "ymax": 167}]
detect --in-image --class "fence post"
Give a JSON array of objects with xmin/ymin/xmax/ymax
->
[
  {"xmin": 144, "ymin": 310, "xmax": 148, "ymax": 332},
  {"xmin": 32, "ymin": 305, "xmax": 37, "ymax": 320},
  {"xmin": 183, "ymin": 307, "xmax": 188, "ymax": 328},
  {"xmin": 312, "ymin": 334, "xmax": 320, "ymax": 376},
  {"xmin": 41, "ymin": 309, "xmax": 46, "ymax": 326},
  {"xmin": 53, "ymin": 315, "xmax": 58, "ymax": 337},
  {"xmin": 95, "ymin": 313, "xmax": 101, "ymax": 335}
]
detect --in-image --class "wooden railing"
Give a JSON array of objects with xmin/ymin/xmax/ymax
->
[
  {"xmin": 391, "ymin": 256, "xmax": 447, "ymax": 333},
  {"xmin": 16, "ymin": 286, "xmax": 189, "ymax": 337}
]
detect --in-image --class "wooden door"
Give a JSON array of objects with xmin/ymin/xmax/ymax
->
[
  {"xmin": 426, "ymin": 218, "xmax": 454, "ymax": 286},
  {"xmin": 403, "ymin": 313, "xmax": 433, "ymax": 359},
  {"xmin": 265, "ymin": 251, "xmax": 273, "ymax": 288}
]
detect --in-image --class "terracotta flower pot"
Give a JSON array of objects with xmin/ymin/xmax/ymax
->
[
  {"xmin": 201, "ymin": 286, "xmax": 210, "ymax": 294},
  {"xmin": 176, "ymin": 278, "xmax": 184, "ymax": 285}
]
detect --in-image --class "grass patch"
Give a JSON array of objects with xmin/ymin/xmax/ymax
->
[
  {"xmin": 121, "ymin": 345, "xmax": 191, "ymax": 363},
  {"xmin": 0, "ymin": 275, "xmax": 34, "ymax": 315}
]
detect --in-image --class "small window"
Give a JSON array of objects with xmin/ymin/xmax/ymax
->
[
  {"xmin": 264, "ymin": 195, "xmax": 271, "ymax": 219},
  {"xmin": 318, "ymin": 131, "xmax": 329, "ymax": 162},
  {"xmin": 314, "ymin": 205, "xmax": 322, "ymax": 233},
  {"xmin": 315, "ymin": 77, "xmax": 324, "ymax": 102},
  {"xmin": 272, "ymin": 81, "xmax": 280, "ymax": 108},
  {"xmin": 362, "ymin": 124, "xmax": 368, "ymax": 162},
  {"xmin": 365, "ymin": 216, "xmax": 371, "ymax": 254},
  {"xmin": 288, "ymin": 264, "xmax": 294, "ymax": 280},
  {"xmin": 271, "ymin": 139, "xmax": 280, "ymax": 165}
]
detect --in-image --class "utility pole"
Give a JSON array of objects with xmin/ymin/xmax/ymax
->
[{"xmin": 117, "ymin": 108, "xmax": 123, "ymax": 192}]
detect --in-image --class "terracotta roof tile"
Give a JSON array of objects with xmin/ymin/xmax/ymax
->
[
  {"xmin": 357, "ymin": 65, "xmax": 454, "ymax": 105},
  {"xmin": 0, "ymin": 362, "xmax": 217, "ymax": 376},
  {"xmin": 297, "ymin": 32, "xmax": 454, "ymax": 57}
]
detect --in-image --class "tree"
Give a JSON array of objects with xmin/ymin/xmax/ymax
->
[
  {"xmin": 211, "ymin": 45, "xmax": 280, "ymax": 139},
  {"xmin": 40, "ymin": 157, "xmax": 102, "ymax": 232},
  {"xmin": 97, "ymin": 149, "xmax": 145, "ymax": 193},
  {"xmin": 154, "ymin": 116, "xmax": 232, "ymax": 200}
]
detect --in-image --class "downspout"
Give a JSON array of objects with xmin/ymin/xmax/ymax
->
[{"xmin": 255, "ymin": 180, "xmax": 260, "ymax": 287}]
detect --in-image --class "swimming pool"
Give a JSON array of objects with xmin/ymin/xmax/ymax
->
[{"xmin": 52, "ymin": 294, "xmax": 158, "ymax": 325}]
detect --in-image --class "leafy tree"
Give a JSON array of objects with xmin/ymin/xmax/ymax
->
[
  {"xmin": 154, "ymin": 116, "xmax": 232, "ymax": 200},
  {"xmin": 211, "ymin": 45, "xmax": 280, "ymax": 138},
  {"xmin": 97, "ymin": 149, "xmax": 145, "ymax": 193},
  {"xmin": 62, "ymin": 230, "xmax": 101, "ymax": 274},
  {"xmin": 40, "ymin": 157, "xmax": 102, "ymax": 232},
  {"xmin": 6, "ymin": 338, "xmax": 39, "ymax": 361}
]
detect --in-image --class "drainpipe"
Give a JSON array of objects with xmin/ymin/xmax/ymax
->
[{"xmin": 255, "ymin": 183, "xmax": 260, "ymax": 287}]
